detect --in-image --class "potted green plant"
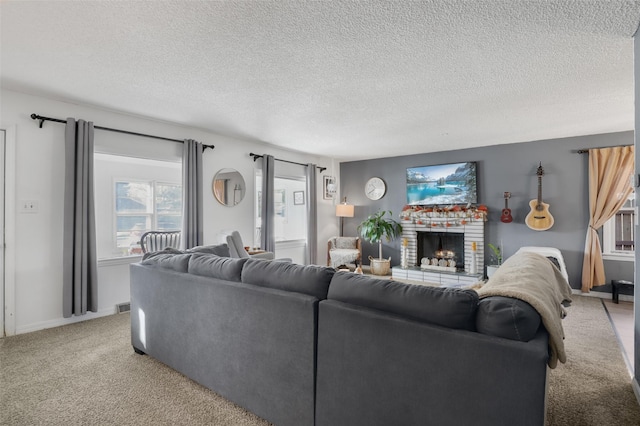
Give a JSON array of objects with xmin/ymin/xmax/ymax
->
[
  {"xmin": 486, "ymin": 243, "xmax": 502, "ymax": 278},
  {"xmin": 357, "ymin": 210, "xmax": 403, "ymax": 275}
]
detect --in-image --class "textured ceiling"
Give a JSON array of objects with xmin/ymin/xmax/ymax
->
[{"xmin": 2, "ymin": 1, "xmax": 640, "ymax": 161}]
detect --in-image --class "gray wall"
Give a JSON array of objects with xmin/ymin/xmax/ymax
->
[{"xmin": 340, "ymin": 131, "xmax": 633, "ymax": 290}]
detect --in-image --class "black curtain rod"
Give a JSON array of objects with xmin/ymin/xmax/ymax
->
[
  {"xmin": 30, "ymin": 114, "xmax": 215, "ymax": 151},
  {"xmin": 249, "ymin": 152, "xmax": 327, "ymax": 172},
  {"xmin": 575, "ymin": 144, "xmax": 632, "ymax": 154}
]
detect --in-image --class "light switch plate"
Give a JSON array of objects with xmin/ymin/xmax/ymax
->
[{"xmin": 19, "ymin": 200, "xmax": 38, "ymax": 213}]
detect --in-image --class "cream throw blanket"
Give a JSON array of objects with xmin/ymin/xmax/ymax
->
[{"xmin": 476, "ymin": 252, "xmax": 573, "ymax": 368}]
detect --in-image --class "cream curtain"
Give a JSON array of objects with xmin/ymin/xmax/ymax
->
[{"xmin": 581, "ymin": 146, "xmax": 634, "ymax": 292}]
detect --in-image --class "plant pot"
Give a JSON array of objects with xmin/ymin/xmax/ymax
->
[
  {"xmin": 369, "ymin": 256, "xmax": 391, "ymax": 276},
  {"xmin": 486, "ymin": 265, "xmax": 500, "ymax": 279}
]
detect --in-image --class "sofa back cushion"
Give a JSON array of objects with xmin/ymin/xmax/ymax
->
[
  {"xmin": 241, "ymin": 259, "xmax": 334, "ymax": 299},
  {"xmin": 476, "ymin": 296, "xmax": 541, "ymax": 341},
  {"xmin": 328, "ymin": 273, "xmax": 478, "ymax": 330},
  {"xmin": 188, "ymin": 253, "xmax": 247, "ymax": 282},
  {"xmin": 140, "ymin": 253, "xmax": 191, "ymax": 272},
  {"xmin": 186, "ymin": 243, "xmax": 231, "ymax": 257}
]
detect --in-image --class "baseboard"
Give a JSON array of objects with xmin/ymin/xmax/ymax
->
[
  {"xmin": 571, "ymin": 289, "xmax": 634, "ymax": 303},
  {"xmin": 15, "ymin": 307, "xmax": 117, "ymax": 335}
]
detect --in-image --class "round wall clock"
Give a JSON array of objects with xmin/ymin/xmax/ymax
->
[{"xmin": 365, "ymin": 177, "xmax": 386, "ymax": 200}]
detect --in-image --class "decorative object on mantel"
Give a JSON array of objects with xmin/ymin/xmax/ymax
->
[
  {"xmin": 469, "ymin": 241, "xmax": 478, "ymax": 274},
  {"xmin": 500, "ymin": 192, "xmax": 513, "ymax": 223},
  {"xmin": 525, "ymin": 162, "xmax": 554, "ymax": 231},
  {"xmin": 399, "ymin": 204, "xmax": 488, "ymax": 226},
  {"xmin": 358, "ymin": 210, "xmax": 402, "ymax": 275},
  {"xmin": 400, "ymin": 237, "xmax": 409, "ymax": 269}
]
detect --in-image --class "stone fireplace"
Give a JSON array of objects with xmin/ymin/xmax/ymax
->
[{"xmin": 401, "ymin": 219, "xmax": 484, "ymax": 274}]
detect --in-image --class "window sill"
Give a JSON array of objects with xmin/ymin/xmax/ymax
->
[
  {"xmin": 602, "ymin": 253, "xmax": 634, "ymax": 262},
  {"xmin": 98, "ymin": 255, "xmax": 142, "ymax": 267}
]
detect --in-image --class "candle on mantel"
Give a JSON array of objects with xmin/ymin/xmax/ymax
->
[{"xmin": 470, "ymin": 241, "xmax": 478, "ymax": 274}]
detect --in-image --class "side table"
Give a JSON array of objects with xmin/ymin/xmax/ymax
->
[{"xmin": 611, "ymin": 279, "xmax": 634, "ymax": 304}]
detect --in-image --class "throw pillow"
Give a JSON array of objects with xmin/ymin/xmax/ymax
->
[
  {"xmin": 188, "ymin": 253, "xmax": 247, "ymax": 282},
  {"xmin": 335, "ymin": 237, "xmax": 358, "ymax": 249}
]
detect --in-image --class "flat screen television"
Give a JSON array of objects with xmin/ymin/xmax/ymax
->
[{"xmin": 406, "ymin": 162, "xmax": 477, "ymax": 205}]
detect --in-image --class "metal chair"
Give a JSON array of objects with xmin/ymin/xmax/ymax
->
[{"xmin": 140, "ymin": 230, "xmax": 181, "ymax": 253}]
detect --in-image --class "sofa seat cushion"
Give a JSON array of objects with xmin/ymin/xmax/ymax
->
[
  {"xmin": 476, "ymin": 296, "xmax": 541, "ymax": 342},
  {"xmin": 188, "ymin": 253, "xmax": 247, "ymax": 282},
  {"xmin": 241, "ymin": 259, "xmax": 334, "ymax": 299},
  {"xmin": 328, "ymin": 273, "xmax": 478, "ymax": 330},
  {"xmin": 140, "ymin": 252, "xmax": 191, "ymax": 272}
]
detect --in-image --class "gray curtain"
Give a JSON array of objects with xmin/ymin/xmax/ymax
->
[
  {"xmin": 306, "ymin": 164, "xmax": 318, "ymax": 265},
  {"xmin": 63, "ymin": 118, "xmax": 98, "ymax": 318},
  {"xmin": 261, "ymin": 155, "xmax": 275, "ymax": 252},
  {"xmin": 182, "ymin": 139, "xmax": 203, "ymax": 249}
]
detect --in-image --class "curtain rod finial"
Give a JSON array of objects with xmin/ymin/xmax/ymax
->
[{"xmin": 31, "ymin": 113, "xmax": 45, "ymax": 128}]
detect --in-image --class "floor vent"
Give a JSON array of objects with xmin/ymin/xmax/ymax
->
[{"xmin": 116, "ymin": 302, "xmax": 131, "ymax": 314}]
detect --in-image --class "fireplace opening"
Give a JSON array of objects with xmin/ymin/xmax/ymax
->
[{"xmin": 417, "ymin": 232, "xmax": 465, "ymax": 271}]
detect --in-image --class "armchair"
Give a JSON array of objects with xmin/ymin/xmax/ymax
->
[
  {"xmin": 226, "ymin": 231, "xmax": 275, "ymax": 260},
  {"xmin": 327, "ymin": 236, "xmax": 361, "ymax": 269}
]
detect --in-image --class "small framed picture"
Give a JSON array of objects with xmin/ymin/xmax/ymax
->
[
  {"xmin": 323, "ymin": 176, "xmax": 336, "ymax": 200},
  {"xmin": 294, "ymin": 191, "xmax": 305, "ymax": 205}
]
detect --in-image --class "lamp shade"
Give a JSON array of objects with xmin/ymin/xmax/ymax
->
[{"xmin": 336, "ymin": 203, "xmax": 354, "ymax": 218}]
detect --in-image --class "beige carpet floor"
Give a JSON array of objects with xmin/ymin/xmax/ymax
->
[
  {"xmin": 0, "ymin": 313, "xmax": 270, "ymax": 426},
  {"xmin": 545, "ymin": 296, "xmax": 640, "ymax": 425},
  {"xmin": 0, "ymin": 295, "xmax": 638, "ymax": 425}
]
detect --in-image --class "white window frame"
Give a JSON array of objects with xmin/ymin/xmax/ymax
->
[
  {"xmin": 254, "ymin": 172, "xmax": 307, "ymax": 247},
  {"xmin": 113, "ymin": 179, "xmax": 182, "ymax": 253},
  {"xmin": 602, "ymin": 192, "xmax": 635, "ymax": 262}
]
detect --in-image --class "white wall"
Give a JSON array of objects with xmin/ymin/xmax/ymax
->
[{"xmin": 1, "ymin": 88, "xmax": 338, "ymax": 334}]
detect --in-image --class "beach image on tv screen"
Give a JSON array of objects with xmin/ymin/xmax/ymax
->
[{"xmin": 406, "ymin": 162, "xmax": 477, "ymax": 205}]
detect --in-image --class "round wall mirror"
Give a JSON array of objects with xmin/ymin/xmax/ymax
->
[{"xmin": 212, "ymin": 168, "xmax": 246, "ymax": 206}]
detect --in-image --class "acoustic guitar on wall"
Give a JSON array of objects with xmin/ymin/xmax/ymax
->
[
  {"xmin": 525, "ymin": 163, "xmax": 554, "ymax": 231},
  {"xmin": 500, "ymin": 192, "xmax": 513, "ymax": 223}
]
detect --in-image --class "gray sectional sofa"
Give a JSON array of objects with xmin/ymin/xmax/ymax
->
[{"xmin": 130, "ymin": 250, "xmax": 552, "ymax": 426}]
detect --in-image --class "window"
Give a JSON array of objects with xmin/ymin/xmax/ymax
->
[
  {"xmin": 115, "ymin": 180, "xmax": 182, "ymax": 252},
  {"xmin": 95, "ymin": 153, "xmax": 182, "ymax": 259},
  {"xmin": 602, "ymin": 192, "xmax": 635, "ymax": 261},
  {"xmin": 255, "ymin": 173, "xmax": 307, "ymax": 246}
]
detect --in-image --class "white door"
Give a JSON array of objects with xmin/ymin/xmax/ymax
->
[{"xmin": 0, "ymin": 129, "xmax": 5, "ymax": 337}]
